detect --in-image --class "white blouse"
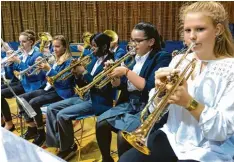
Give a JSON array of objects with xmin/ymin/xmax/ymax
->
[{"xmin": 149, "ymin": 53, "xmax": 234, "ymax": 162}]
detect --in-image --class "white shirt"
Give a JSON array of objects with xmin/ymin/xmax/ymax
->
[
  {"xmin": 44, "ymin": 63, "xmax": 57, "ymax": 91},
  {"xmin": 22, "ymin": 48, "xmax": 34, "ymax": 63},
  {"xmin": 148, "ymin": 53, "xmax": 234, "ymax": 162},
  {"xmin": 127, "ymin": 50, "xmax": 151, "ymax": 92},
  {"xmin": 90, "ymin": 55, "xmax": 108, "ymax": 76}
]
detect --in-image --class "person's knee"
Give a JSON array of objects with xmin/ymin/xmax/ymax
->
[
  {"xmin": 56, "ymin": 111, "xmax": 65, "ymax": 122},
  {"xmin": 96, "ymin": 120, "xmax": 107, "ymax": 130},
  {"xmin": 47, "ymin": 104, "xmax": 57, "ymax": 115},
  {"xmin": 29, "ymin": 98, "xmax": 41, "ymax": 108}
]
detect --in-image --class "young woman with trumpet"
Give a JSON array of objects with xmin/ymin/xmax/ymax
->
[
  {"xmin": 95, "ymin": 22, "xmax": 172, "ymax": 162},
  {"xmin": 46, "ymin": 33, "xmax": 115, "ymax": 160},
  {"xmin": 118, "ymin": 2, "xmax": 234, "ymax": 162},
  {"xmin": 16, "ymin": 35, "xmax": 76, "ymax": 146},
  {"xmin": 1, "ymin": 30, "xmax": 46, "ymax": 131}
]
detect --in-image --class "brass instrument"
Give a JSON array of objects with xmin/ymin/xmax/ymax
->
[
  {"xmin": 17, "ymin": 53, "xmax": 54, "ymax": 79},
  {"xmin": 103, "ymin": 30, "xmax": 118, "ymax": 44},
  {"xmin": 121, "ymin": 42, "xmax": 196, "ymax": 155},
  {"xmin": 82, "ymin": 32, "xmax": 93, "ymax": 49},
  {"xmin": 78, "ymin": 32, "xmax": 93, "ymax": 57},
  {"xmin": 1, "ymin": 49, "xmax": 22, "ymax": 66},
  {"xmin": 46, "ymin": 53, "xmax": 92, "ymax": 86},
  {"xmin": 38, "ymin": 32, "xmax": 53, "ymax": 52},
  {"xmin": 74, "ymin": 47, "xmax": 136, "ymax": 99}
]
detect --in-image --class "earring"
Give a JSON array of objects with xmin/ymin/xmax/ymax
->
[{"xmin": 215, "ymin": 34, "xmax": 222, "ymax": 43}]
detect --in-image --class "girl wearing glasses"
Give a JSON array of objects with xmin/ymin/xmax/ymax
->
[{"xmin": 96, "ymin": 22, "xmax": 172, "ymax": 162}]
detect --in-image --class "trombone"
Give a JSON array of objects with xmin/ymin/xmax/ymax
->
[
  {"xmin": 74, "ymin": 47, "xmax": 136, "ymax": 100},
  {"xmin": 46, "ymin": 53, "xmax": 93, "ymax": 86},
  {"xmin": 121, "ymin": 42, "xmax": 196, "ymax": 155}
]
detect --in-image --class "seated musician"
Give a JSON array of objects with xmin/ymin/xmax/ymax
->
[
  {"xmin": 16, "ymin": 35, "xmax": 75, "ymax": 146},
  {"xmin": 95, "ymin": 22, "xmax": 172, "ymax": 162},
  {"xmin": 118, "ymin": 2, "xmax": 234, "ymax": 162},
  {"xmin": 45, "ymin": 33, "xmax": 115, "ymax": 160},
  {"xmin": 104, "ymin": 30, "xmax": 126, "ymax": 60},
  {"xmin": 1, "ymin": 30, "xmax": 46, "ymax": 131}
]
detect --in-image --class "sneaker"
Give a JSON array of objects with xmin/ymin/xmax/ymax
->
[
  {"xmin": 22, "ymin": 126, "xmax": 37, "ymax": 140},
  {"xmin": 57, "ymin": 143, "xmax": 78, "ymax": 160},
  {"xmin": 32, "ymin": 129, "xmax": 45, "ymax": 147}
]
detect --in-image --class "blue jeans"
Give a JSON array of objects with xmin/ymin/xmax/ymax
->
[{"xmin": 46, "ymin": 96, "xmax": 93, "ymax": 151}]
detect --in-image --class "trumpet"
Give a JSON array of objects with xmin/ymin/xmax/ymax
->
[
  {"xmin": 74, "ymin": 47, "xmax": 136, "ymax": 99},
  {"xmin": 18, "ymin": 54, "xmax": 54, "ymax": 79},
  {"xmin": 121, "ymin": 42, "xmax": 196, "ymax": 155},
  {"xmin": 46, "ymin": 53, "xmax": 92, "ymax": 86},
  {"xmin": 1, "ymin": 49, "xmax": 22, "ymax": 66}
]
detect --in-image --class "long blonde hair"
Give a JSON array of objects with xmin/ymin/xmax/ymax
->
[
  {"xmin": 53, "ymin": 35, "xmax": 71, "ymax": 65},
  {"xmin": 180, "ymin": 2, "xmax": 234, "ymax": 58}
]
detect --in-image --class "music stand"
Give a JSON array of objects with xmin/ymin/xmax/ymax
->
[{"xmin": 3, "ymin": 78, "xmax": 37, "ymax": 137}]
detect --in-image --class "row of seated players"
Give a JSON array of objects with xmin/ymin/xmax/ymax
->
[
  {"xmin": 2, "ymin": 19, "xmax": 234, "ymax": 162},
  {"xmin": 1, "ymin": 22, "xmax": 172, "ymax": 160}
]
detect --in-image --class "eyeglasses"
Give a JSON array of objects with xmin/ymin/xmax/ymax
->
[{"xmin": 130, "ymin": 38, "xmax": 150, "ymax": 45}]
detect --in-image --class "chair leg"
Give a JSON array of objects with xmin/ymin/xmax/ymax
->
[{"xmin": 77, "ymin": 119, "xmax": 84, "ymax": 161}]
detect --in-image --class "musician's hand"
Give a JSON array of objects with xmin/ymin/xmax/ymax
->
[
  {"xmin": 154, "ymin": 67, "xmax": 180, "ymax": 88},
  {"xmin": 109, "ymin": 66, "xmax": 128, "ymax": 78},
  {"xmin": 36, "ymin": 57, "xmax": 51, "ymax": 71},
  {"xmin": 71, "ymin": 65, "xmax": 85, "ymax": 75},
  {"xmin": 6, "ymin": 50, "xmax": 14, "ymax": 56},
  {"xmin": 111, "ymin": 77, "xmax": 121, "ymax": 87},
  {"xmin": 77, "ymin": 45, "xmax": 84, "ymax": 52},
  {"xmin": 8, "ymin": 55, "xmax": 21, "ymax": 64},
  {"xmin": 166, "ymin": 78, "xmax": 192, "ymax": 108},
  {"xmin": 104, "ymin": 59, "xmax": 114, "ymax": 70}
]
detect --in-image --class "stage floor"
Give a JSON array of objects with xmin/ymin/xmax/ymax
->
[{"xmin": 6, "ymin": 98, "xmax": 118, "ymax": 162}]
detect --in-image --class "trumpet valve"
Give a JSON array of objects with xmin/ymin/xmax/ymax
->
[{"xmin": 46, "ymin": 76, "xmax": 55, "ymax": 86}]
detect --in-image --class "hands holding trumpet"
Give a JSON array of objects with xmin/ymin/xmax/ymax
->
[
  {"xmin": 36, "ymin": 56, "xmax": 51, "ymax": 71},
  {"xmin": 104, "ymin": 59, "xmax": 127, "ymax": 87},
  {"xmin": 70, "ymin": 58, "xmax": 86, "ymax": 77},
  {"xmin": 154, "ymin": 67, "xmax": 192, "ymax": 108}
]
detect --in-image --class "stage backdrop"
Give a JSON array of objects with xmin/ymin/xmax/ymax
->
[{"xmin": 1, "ymin": 1, "xmax": 234, "ymax": 43}]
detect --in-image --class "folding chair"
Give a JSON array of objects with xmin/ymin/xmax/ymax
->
[{"xmin": 74, "ymin": 114, "xmax": 96, "ymax": 161}]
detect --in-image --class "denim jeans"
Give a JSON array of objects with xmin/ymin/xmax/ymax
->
[{"xmin": 46, "ymin": 96, "xmax": 93, "ymax": 151}]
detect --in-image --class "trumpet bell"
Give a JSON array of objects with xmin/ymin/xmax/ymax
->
[
  {"xmin": 38, "ymin": 32, "xmax": 53, "ymax": 41},
  {"xmin": 38, "ymin": 32, "xmax": 53, "ymax": 52},
  {"xmin": 121, "ymin": 131, "xmax": 150, "ymax": 155},
  {"xmin": 104, "ymin": 30, "xmax": 118, "ymax": 43},
  {"xmin": 82, "ymin": 32, "xmax": 93, "ymax": 48}
]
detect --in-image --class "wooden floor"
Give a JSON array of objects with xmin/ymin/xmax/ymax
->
[{"xmin": 6, "ymin": 98, "xmax": 119, "ymax": 162}]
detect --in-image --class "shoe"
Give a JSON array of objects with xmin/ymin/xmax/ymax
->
[
  {"xmin": 57, "ymin": 143, "xmax": 78, "ymax": 160},
  {"xmin": 32, "ymin": 129, "xmax": 45, "ymax": 147},
  {"xmin": 22, "ymin": 126, "xmax": 37, "ymax": 140}
]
